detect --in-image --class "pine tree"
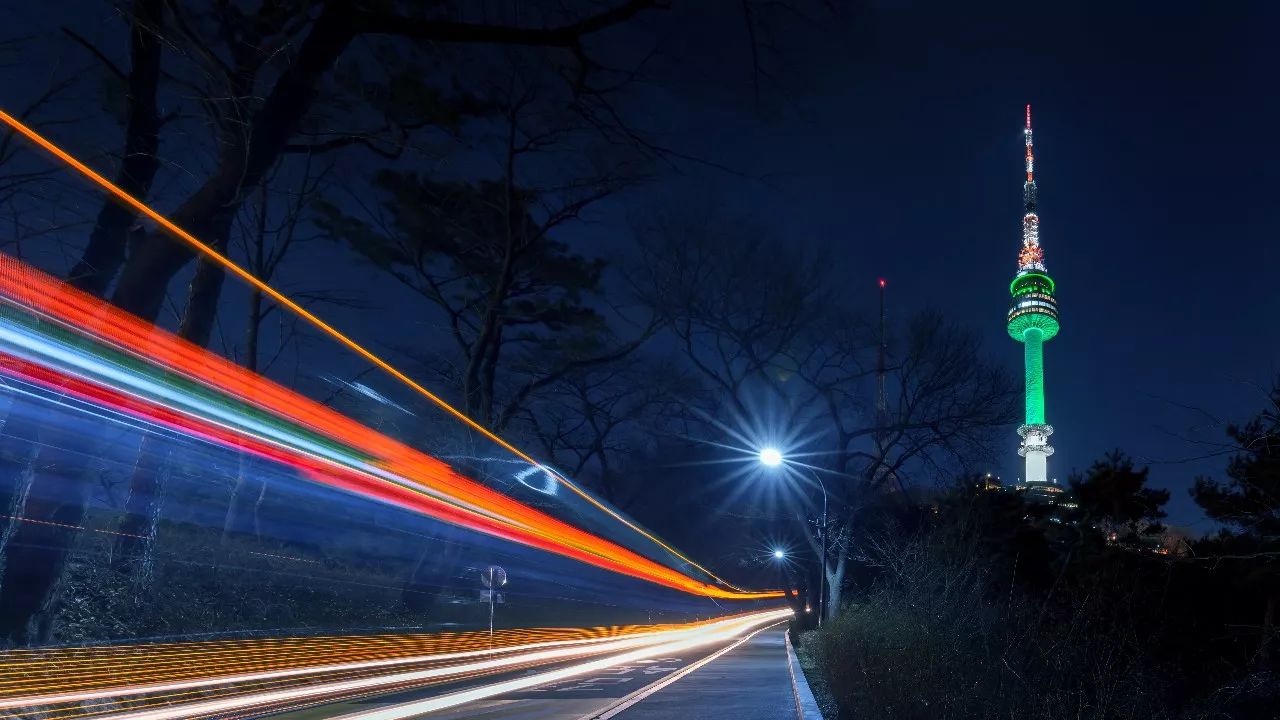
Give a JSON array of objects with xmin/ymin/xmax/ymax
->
[
  {"xmin": 1192, "ymin": 379, "xmax": 1280, "ymax": 664},
  {"xmin": 1070, "ymin": 450, "xmax": 1169, "ymax": 546}
]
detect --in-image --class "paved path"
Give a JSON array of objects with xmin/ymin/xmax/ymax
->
[{"xmin": 608, "ymin": 626, "xmax": 800, "ymax": 720}]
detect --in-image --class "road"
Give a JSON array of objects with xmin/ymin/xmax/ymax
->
[
  {"xmin": 1, "ymin": 611, "xmax": 801, "ymax": 719},
  {"xmin": 276, "ymin": 622, "xmax": 800, "ymax": 720}
]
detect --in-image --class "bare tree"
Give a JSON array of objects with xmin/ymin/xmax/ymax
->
[
  {"xmin": 520, "ymin": 357, "xmax": 693, "ymax": 506},
  {"xmin": 636, "ymin": 206, "xmax": 1017, "ymax": 620},
  {"xmin": 804, "ymin": 312, "xmax": 1018, "ymax": 617}
]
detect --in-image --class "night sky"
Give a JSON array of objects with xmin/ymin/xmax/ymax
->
[
  {"xmin": 5, "ymin": 1, "xmax": 1279, "ymax": 530},
  {"xmin": 618, "ymin": 0, "xmax": 1280, "ymax": 529}
]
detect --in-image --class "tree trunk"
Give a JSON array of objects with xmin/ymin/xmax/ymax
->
[
  {"xmin": 824, "ymin": 545, "xmax": 847, "ymax": 623},
  {"xmin": 463, "ymin": 115, "xmax": 522, "ymax": 425},
  {"xmin": 244, "ymin": 288, "xmax": 263, "ymax": 375},
  {"xmin": 65, "ymin": 0, "xmax": 165, "ymax": 295},
  {"xmin": 402, "ymin": 528, "xmax": 467, "ymax": 614},
  {"xmin": 113, "ymin": 241, "xmax": 233, "ymax": 578},
  {"xmin": 174, "ymin": 232, "xmax": 233, "ymax": 348},
  {"xmin": 0, "ymin": 414, "xmax": 97, "ymax": 644},
  {"xmin": 217, "ymin": 293, "xmax": 267, "ymax": 548},
  {"xmin": 217, "ymin": 188, "xmax": 270, "ymax": 551},
  {"xmin": 478, "ymin": 325, "xmax": 503, "ymax": 427},
  {"xmin": 112, "ymin": 440, "xmax": 170, "ymax": 579},
  {"xmin": 1261, "ymin": 593, "xmax": 1276, "ymax": 666},
  {"xmin": 108, "ymin": 5, "xmax": 354, "ymax": 325},
  {"xmin": 0, "ymin": 0, "xmax": 165, "ymax": 640},
  {"xmin": 0, "ymin": 409, "xmax": 40, "ymax": 554},
  {"xmin": 221, "ymin": 457, "xmax": 264, "ymax": 545}
]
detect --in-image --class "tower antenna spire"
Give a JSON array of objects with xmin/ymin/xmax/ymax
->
[
  {"xmin": 1019, "ymin": 104, "xmax": 1042, "ymax": 271},
  {"xmin": 876, "ymin": 278, "xmax": 888, "ymax": 436}
]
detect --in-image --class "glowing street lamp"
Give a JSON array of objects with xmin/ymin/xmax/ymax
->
[
  {"xmin": 759, "ymin": 447, "xmax": 783, "ymax": 467},
  {"xmin": 758, "ymin": 448, "xmax": 830, "ymax": 627}
]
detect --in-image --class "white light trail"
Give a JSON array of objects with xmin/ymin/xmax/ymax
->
[
  {"xmin": 78, "ymin": 611, "xmax": 789, "ymax": 720},
  {"xmin": 331, "ymin": 611, "xmax": 791, "ymax": 720}
]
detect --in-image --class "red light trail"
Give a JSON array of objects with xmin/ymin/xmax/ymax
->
[
  {"xmin": 0, "ymin": 108, "xmax": 746, "ymax": 593},
  {"xmin": 0, "ymin": 256, "xmax": 779, "ymax": 599}
]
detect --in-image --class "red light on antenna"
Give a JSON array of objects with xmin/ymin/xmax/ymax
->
[
  {"xmin": 878, "ymin": 278, "xmax": 886, "ymax": 288},
  {"xmin": 1025, "ymin": 104, "xmax": 1031, "ymax": 129}
]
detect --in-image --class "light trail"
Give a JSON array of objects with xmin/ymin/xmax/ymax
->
[
  {"xmin": 0, "ymin": 108, "xmax": 749, "ymax": 593},
  {"xmin": 0, "ymin": 109, "xmax": 797, "ymax": 720},
  {"xmin": 0, "ymin": 625, "xmax": 667, "ymax": 701},
  {"xmin": 0, "ymin": 255, "xmax": 781, "ymax": 600},
  {"xmin": 328, "ymin": 612, "xmax": 791, "ymax": 720},
  {"xmin": 0, "ymin": 623, "xmax": 682, "ymax": 710},
  {"xmin": 1, "ymin": 611, "xmax": 790, "ymax": 719}
]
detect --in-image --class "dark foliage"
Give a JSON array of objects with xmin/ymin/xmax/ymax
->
[{"xmin": 805, "ymin": 445, "xmax": 1280, "ymax": 719}]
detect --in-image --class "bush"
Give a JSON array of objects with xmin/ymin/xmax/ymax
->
[{"xmin": 811, "ymin": 529, "xmax": 1172, "ymax": 720}]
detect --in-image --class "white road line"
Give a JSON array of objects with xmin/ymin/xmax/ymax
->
[{"xmin": 580, "ymin": 620, "xmax": 787, "ymax": 720}]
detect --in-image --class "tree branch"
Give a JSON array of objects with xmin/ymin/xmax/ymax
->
[
  {"xmin": 61, "ymin": 27, "xmax": 127, "ymax": 82},
  {"xmin": 355, "ymin": 1, "xmax": 663, "ymax": 47}
]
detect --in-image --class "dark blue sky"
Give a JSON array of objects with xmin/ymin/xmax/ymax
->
[
  {"xmin": 5, "ymin": 1, "xmax": 1278, "ymax": 530},
  {"xmin": 616, "ymin": 0, "xmax": 1279, "ymax": 528}
]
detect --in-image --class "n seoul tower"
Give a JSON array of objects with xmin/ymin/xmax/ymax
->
[{"xmin": 1006, "ymin": 105, "xmax": 1060, "ymax": 486}]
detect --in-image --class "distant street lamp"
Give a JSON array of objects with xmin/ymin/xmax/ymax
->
[
  {"xmin": 758, "ymin": 448, "xmax": 830, "ymax": 627},
  {"xmin": 772, "ymin": 548, "xmax": 786, "ymax": 560}
]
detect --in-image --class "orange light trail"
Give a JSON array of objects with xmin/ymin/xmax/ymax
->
[
  {"xmin": 0, "ymin": 610, "xmax": 791, "ymax": 719},
  {"xmin": 0, "ymin": 622, "xmax": 696, "ymax": 712},
  {"xmin": 0, "ymin": 108, "xmax": 745, "ymax": 592}
]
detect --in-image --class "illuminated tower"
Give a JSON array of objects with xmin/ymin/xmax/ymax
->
[{"xmin": 1006, "ymin": 105, "xmax": 1060, "ymax": 486}]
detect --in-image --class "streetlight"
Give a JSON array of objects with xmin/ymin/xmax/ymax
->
[
  {"xmin": 759, "ymin": 447, "xmax": 783, "ymax": 467},
  {"xmin": 772, "ymin": 548, "xmax": 786, "ymax": 560},
  {"xmin": 758, "ymin": 448, "xmax": 829, "ymax": 627}
]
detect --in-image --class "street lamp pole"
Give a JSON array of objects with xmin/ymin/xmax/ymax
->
[
  {"xmin": 758, "ymin": 448, "xmax": 831, "ymax": 626},
  {"xmin": 805, "ymin": 467, "xmax": 830, "ymax": 627}
]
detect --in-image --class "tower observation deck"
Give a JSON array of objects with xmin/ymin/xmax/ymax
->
[{"xmin": 1006, "ymin": 105, "xmax": 1060, "ymax": 486}]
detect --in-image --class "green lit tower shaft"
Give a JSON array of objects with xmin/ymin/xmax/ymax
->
[{"xmin": 1006, "ymin": 105, "xmax": 1060, "ymax": 485}]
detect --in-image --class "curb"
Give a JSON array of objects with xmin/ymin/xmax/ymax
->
[{"xmin": 784, "ymin": 630, "xmax": 824, "ymax": 720}]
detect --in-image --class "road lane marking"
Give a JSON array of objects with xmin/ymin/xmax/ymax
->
[{"xmin": 577, "ymin": 621, "xmax": 787, "ymax": 720}]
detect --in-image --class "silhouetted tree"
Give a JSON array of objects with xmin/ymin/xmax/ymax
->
[
  {"xmin": 1193, "ymin": 379, "xmax": 1280, "ymax": 664},
  {"xmin": 521, "ymin": 357, "xmax": 693, "ymax": 506},
  {"xmin": 1070, "ymin": 450, "xmax": 1169, "ymax": 546},
  {"xmin": 317, "ymin": 67, "xmax": 653, "ymax": 431},
  {"xmin": 102, "ymin": 1, "xmax": 665, "ymax": 329}
]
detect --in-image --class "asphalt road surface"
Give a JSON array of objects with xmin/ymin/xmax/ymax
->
[{"xmin": 275, "ymin": 623, "xmax": 799, "ymax": 720}]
